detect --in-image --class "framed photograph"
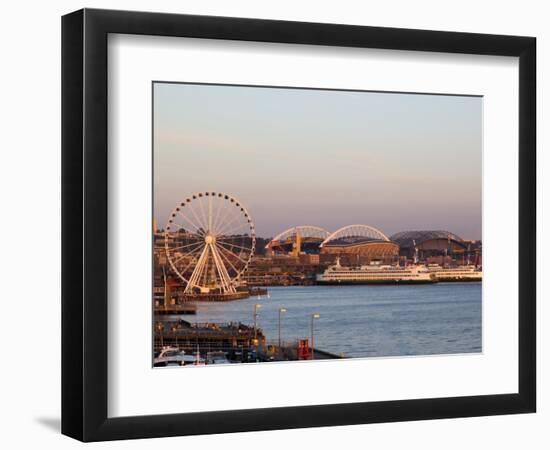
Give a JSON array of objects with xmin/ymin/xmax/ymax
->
[{"xmin": 61, "ymin": 8, "xmax": 536, "ymax": 442}]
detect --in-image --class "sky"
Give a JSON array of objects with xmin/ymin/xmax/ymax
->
[{"xmin": 153, "ymin": 82, "xmax": 482, "ymax": 240}]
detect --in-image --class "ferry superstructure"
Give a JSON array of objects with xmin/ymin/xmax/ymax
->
[
  {"xmin": 316, "ymin": 259, "xmax": 436, "ymax": 285},
  {"xmin": 426, "ymin": 264, "xmax": 482, "ymax": 282}
]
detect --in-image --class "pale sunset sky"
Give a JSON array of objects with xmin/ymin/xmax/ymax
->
[{"xmin": 153, "ymin": 82, "xmax": 482, "ymax": 240}]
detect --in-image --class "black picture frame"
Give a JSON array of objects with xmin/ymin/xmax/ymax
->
[{"xmin": 62, "ymin": 8, "xmax": 536, "ymax": 442}]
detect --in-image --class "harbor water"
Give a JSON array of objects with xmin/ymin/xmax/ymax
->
[{"xmin": 188, "ymin": 283, "xmax": 482, "ymax": 358}]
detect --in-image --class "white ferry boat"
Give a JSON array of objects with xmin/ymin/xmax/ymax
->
[
  {"xmin": 426, "ymin": 264, "xmax": 482, "ymax": 282},
  {"xmin": 316, "ymin": 259, "xmax": 436, "ymax": 285}
]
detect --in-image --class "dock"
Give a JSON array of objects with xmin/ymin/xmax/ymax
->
[
  {"xmin": 265, "ymin": 341, "xmax": 345, "ymax": 361},
  {"xmin": 154, "ymin": 303, "xmax": 197, "ymax": 315},
  {"xmin": 154, "ymin": 320, "xmax": 344, "ymax": 363},
  {"xmin": 154, "ymin": 320, "xmax": 263, "ymax": 352},
  {"xmin": 179, "ymin": 287, "xmax": 268, "ymax": 302}
]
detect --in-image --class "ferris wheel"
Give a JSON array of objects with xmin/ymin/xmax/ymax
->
[{"xmin": 164, "ymin": 192, "xmax": 255, "ymax": 295}]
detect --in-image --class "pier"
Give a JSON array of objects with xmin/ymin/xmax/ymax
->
[
  {"xmin": 154, "ymin": 320, "xmax": 344, "ymax": 363},
  {"xmin": 179, "ymin": 287, "xmax": 268, "ymax": 302},
  {"xmin": 154, "ymin": 303, "xmax": 197, "ymax": 315},
  {"xmin": 154, "ymin": 320, "xmax": 263, "ymax": 352}
]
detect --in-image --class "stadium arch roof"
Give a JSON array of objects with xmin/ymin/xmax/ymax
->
[
  {"xmin": 266, "ymin": 225, "xmax": 330, "ymax": 250},
  {"xmin": 390, "ymin": 230, "xmax": 464, "ymax": 248},
  {"xmin": 321, "ymin": 224, "xmax": 389, "ymax": 247}
]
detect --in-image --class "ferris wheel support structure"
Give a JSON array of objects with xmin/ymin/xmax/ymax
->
[{"xmin": 164, "ymin": 192, "xmax": 255, "ymax": 295}]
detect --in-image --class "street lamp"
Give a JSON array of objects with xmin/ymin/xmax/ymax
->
[
  {"xmin": 156, "ymin": 322, "xmax": 164, "ymax": 349},
  {"xmin": 253, "ymin": 303, "xmax": 262, "ymax": 340},
  {"xmin": 278, "ymin": 307, "xmax": 287, "ymax": 348},
  {"xmin": 310, "ymin": 313, "xmax": 320, "ymax": 360},
  {"xmin": 171, "ymin": 324, "xmax": 178, "ymax": 348}
]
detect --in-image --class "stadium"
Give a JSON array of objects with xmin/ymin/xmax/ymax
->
[
  {"xmin": 265, "ymin": 225, "xmax": 480, "ymax": 264},
  {"xmin": 390, "ymin": 230, "xmax": 467, "ymax": 259},
  {"xmin": 266, "ymin": 224, "xmax": 399, "ymax": 263}
]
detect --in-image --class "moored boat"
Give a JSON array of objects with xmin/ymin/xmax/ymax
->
[{"xmin": 153, "ymin": 347, "xmax": 197, "ymax": 367}]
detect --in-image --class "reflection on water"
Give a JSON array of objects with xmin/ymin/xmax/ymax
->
[{"xmin": 181, "ymin": 283, "xmax": 481, "ymax": 358}]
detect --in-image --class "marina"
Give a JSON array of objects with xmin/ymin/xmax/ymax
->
[
  {"xmin": 156, "ymin": 283, "xmax": 482, "ymax": 361},
  {"xmin": 154, "ymin": 317, "xmax": 344, "ymax": 364}
]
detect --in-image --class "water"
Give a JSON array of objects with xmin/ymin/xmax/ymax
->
[{"xmin": 185, "ymin": 284, "xmax": 481, "ymax": 358}]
